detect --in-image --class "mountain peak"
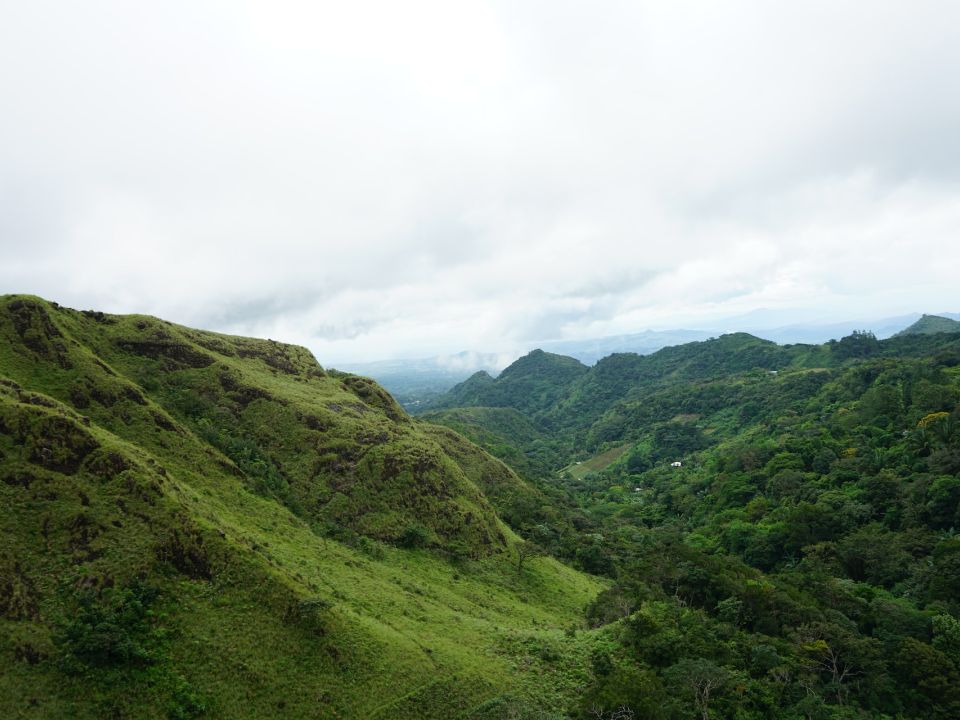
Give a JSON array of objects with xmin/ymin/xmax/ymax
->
[
  {"xmin": 498, "ymin": 348, "xmax": 588, "ymax": 380},
  {"xmin": 895, "ymin": 314, "xmax": 960, "ymax": 336}
]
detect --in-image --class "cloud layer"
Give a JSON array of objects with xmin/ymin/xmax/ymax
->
[{"xmin": 2, "ymin": 1, "xmax": 959, "ymax": 362}]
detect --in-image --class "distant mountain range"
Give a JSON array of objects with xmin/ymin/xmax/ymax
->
[
  {"xmin": 544, "ymin": 312, "xmax": 960, "ymax": 363},
  {"xmin": 539, "ymin": 329, "xmax": 713, "ymax": 364},
  {"xmin": 339, "ymin": 312, "xmax": 960, "ymax": 408}
]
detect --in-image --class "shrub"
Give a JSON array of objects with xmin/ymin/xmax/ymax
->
[
  {"xmin": 398, "ymin": 523, "xmax": 432, "ymax": 549},
  {"xmin": 56, "ymin": 582, "xmax": 160, "ymax": 671}
]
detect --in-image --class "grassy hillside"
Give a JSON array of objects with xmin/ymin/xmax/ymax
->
[
  {"xmin": 419, "ymin": 407, "xmax": 552, "ymax": 477},
  {"xmin": 559, "ymin": 445, "xmax": 631, "ymax": 481},
  {"xmin": 0, "ymin": 295, "xmax": 606, "ymax": 719},
  {"xmin": 895, "ymin": 313, "xmax": 960, "ymax": 336}
]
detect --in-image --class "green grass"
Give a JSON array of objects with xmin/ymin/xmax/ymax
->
[
  {"xmin": 895, "ymin": 314, "xmax": 960, "ymax": 336},
  {"xmin": 561, "ymin": 445, "xmax": 631, "ymax": 481},
  {"xmin": 0, "ymin": 295, "xmax": 606, "ymax": 719}
]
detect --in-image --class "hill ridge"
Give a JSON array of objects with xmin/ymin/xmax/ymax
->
[
  {"xmin": 0, "ymin": 294, "xmax": 605, "ymax": 719},
  {"xmin": 895, "ymin": 313, "xmax": 960, "ymax": 336}
]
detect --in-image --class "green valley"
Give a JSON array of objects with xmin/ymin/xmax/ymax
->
[
  {"xmin": 421, "ymin": 328, "xmax": 960, "ymax": 719},
  {"xmin": 5, "ymin": 294, "xmax": 960, "ymax": 719}
]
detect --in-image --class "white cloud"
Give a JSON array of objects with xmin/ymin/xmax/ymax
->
[{"xmin": 2, "ymin": 1, "xmax": 959, "ymax": 363}]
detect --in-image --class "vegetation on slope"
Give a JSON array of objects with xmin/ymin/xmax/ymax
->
[
  {"xmin": 426, "ymin": 329, "xmax": 960, "ymax": 719},
  {"xmin": 10, "ymin": 290, "xmax": 960, "ymax": 719},
  {"xmin": 894, "ymin": 313, "xmax": 960, "ymax": 336},
  {"xmin": 428, "ymin": 350, "xmax": 589, "ymax": 418},
  {"xmin": 0, "ymin": 295, "xmax": 606, "ymax": 719},
  {"xmin": 420, "ymin": 406, "xmax": 555, "ymax": 478}
]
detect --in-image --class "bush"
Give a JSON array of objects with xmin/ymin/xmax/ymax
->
[
  {"xmin": 398, "ymin": 523, "xmax": 432, "ymax": 549},
  {"xmin": 56, "ymin": 582, "xmax": 160, "ymax": 671},
  {"xmin": 356, "ymin": 536, "xmax": 387, "ymax": 560}
]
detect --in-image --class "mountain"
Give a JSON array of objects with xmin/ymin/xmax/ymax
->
[
  {"xmin": 539, "ymin": 329, "xmax": 714, "ymax": 365},
  {"xmin": 423, "ymin": 333, "xmax": 799, "ymax": 421},
  {"xmin": 0, "ymin": 295, "xmax": 604, "ymax": 719},
  {"xmin": 426, "ymin": 350, "xmax": 589, "ymax": 417},
  {"xmin": 425, "ymin": 329, "xmax": 960, "ymax": 430},
  {"xmin": 895, "ymin": 313, "xmax": 960, "ymax": 336},
  {"xmin": 513, "ymin": 316, "xmax": 925, "ymax": 366},
  {"xmin": 343, "ymin": 313, "xmax": 955, "ymax": 405},
  {"xmin": 336, "ymin": 312, "xmax": 960, "ymax": 412},
  {"xmin": 424, "ymin": 328, "xmax": 960, "ymax": 718}
]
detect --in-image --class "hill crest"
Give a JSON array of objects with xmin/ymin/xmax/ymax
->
[
  {"xmin": 0, "ymin": 293, "xmax": 607, "ymax": 718},
  {"xmin": 895, "ymin": 313, "xmax": 960, "ymax": 336}
]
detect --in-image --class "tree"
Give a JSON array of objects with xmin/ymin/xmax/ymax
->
[
  {"xmin": 665, "ymin": 658, "xmax": 730, "ymax": 720},
  {"xmin": 398, "ymin": 522, "xmax": 432, "ymax": 548},
  {"xmin": 892, "ymin": 637, "xmax": 960, "ymax": 720},
  {"xmin": 925, "ymin": 476, "xmax": 960, "ymax": 530},
  {"xmin": 626, "ymin": 448, "xmax": 651, "ymax": 474},
  {"xmin": 589, "ymin": 705, "xmax": 634, "ymax": 720},
  {"xmin": 928, "ymin": 538, "xmax": 960, "ymax": 602},
  {"xmin": 577, "ymin": 542, "xmax": 616, "ymax": 576},
  {"xmin": 582, "ymin": 662, "xmax": 665, "ymax": 720},
  {"xmin": 56, "ymin": 582, "xmax": 160, "ymax": 671},
  {"xmin": 833, "ymin": 330, "xmax": 880, "ymax": 360},
  {"xmin": 515, "ymin": 540, "xmax": 546, "ymax": 574},
  {"xmin": 932, "ymin": 613, "xmax": 960, "ymax": 666},
  {"xmin": 794, "ymin": 622, "xmax": 886, "ymax": 706}
]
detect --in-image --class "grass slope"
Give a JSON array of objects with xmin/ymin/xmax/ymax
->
[
  {"xmin": 895, "ymin": 313, "xmax": 960, "ymax": 336},
  {"xmin": 559, "ymin": 445, "xmax": 631, "ymax": 482},
  {"xmin": 0, "ymin": 295, "xmax": 606, "ymax": 719}
]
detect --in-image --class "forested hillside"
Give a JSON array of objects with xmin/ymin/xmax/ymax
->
[
  {"xmin": 425, "ymin": 328, "xmax": 960, "ymax": 719},
  {"xmin": 428, "ymin": 349, "xmax": 589, "ymax": 416}
]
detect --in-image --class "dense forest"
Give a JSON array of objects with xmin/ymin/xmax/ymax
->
[
  {"xmin": 422, "ymin": 325, "xmax": 960, "ymax": 719},
  {"xmin": 3, "ymin": 295, "xmax": 960, "ymax": 719}
]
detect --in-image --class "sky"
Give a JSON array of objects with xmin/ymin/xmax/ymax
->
[{"xmin": 2, "ymin": 1, "xmax": 960, "ymax": 364}]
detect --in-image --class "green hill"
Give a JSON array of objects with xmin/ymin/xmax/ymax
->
[
  {"xmin": 420, "ymin": 406, "xmax": 549, "ymax": 478},
  {"xmin": 0, "ymin": 295, "xmax": 606, "ymax": 719},
  {"xmin": 895, "ymin": 313, "xmax": 960, "ymax": 336},
  {"xmin": 426, "ymin": 350, "xmax": 588, "ymax": 417},
  {"xmin": 425, "ymin": 328, "xmax": 960, "ymax": 719},
  {"xmin": 430, "ymin": 370, "xmax": 497, "ymax": 410}
]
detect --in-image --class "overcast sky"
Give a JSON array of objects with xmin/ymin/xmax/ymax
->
[{"xmin": 2, "ymin": 1, "xmax": 959, "ymax": 363}]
